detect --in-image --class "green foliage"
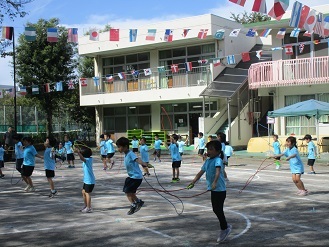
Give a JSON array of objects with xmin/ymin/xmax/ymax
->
[
  {"xmin": 77, "ymin": 56, "xmax": 94, "ymax": 78},
  {"xmin": 230, "ymin": 11, "xmax": 271, "ymax": 24}
]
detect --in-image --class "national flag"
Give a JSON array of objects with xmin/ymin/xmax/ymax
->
[
  {"xmin": 185, "ymin": 62, "xmax": 193, "ymax": 72},
  {"xmin": 131, "ymin": 70, "xmax": 139, "ymax": 77},
  {"xmin": 299, "ymin": 43, "xmax": 305, "ymax": 53},
  {"xmin": 276, "ymin": 28, "xmax": 286, "ymax": 39},
  {"xmin": 214, "ymin": 29, "xmax": 225, "ymax": 40},
  {"xmin": 25, "ymin": 27, "xmax": 36, "ymax": 41},
  {"xmin": 241, "ymin": 52, "xmax": 250, "ymax": 62},
  {"xmin": 229, "ymin": 29, "xmax": 240, "ymax": 37},
  {"xmin": 260, "ymin": 29, "xmax": 271, "ymax": 38},
  {"xmin": 19, "ymin": 86, "xmax": 27, "ymax": 95},
  {"xmin": 146, "ymin": 29, "xmax": 156, "ymax": 41},
  {"xmin": 256, "ymin": 50, "xmax": 262, "ymax": 59},
  {"xmin": 44, "ymin": 83, "xmax": 51, "ymax": 93},
  {"xmin": 109, "ymin": 28, "xmax": 119, "ymax": 41},
  {"xmin": 314, "ymin": 13, "xmax": 324, "ymax": 36},
  {"xmin": 144, "ymin": 68, "xmax": 152, "ymax": 76},
  {"xmin": 324, "ymin": 16, "xmax": 329, "ymax": 37},
  {"xmin": 89, "ymin": 28, "xmax": 99, "ymax": 41},
  {"xmin": 303, "ymin": 9, "xmax": 316, "ymax": 33},
  {"xmin": 246, "ymin": 29, "xmax": 256, "ymax": 37},
  {"xmin": 93, "ymin": 77, "xmax": 99, "ymax": 86},
  {"xmin": 47, "ymin": 28, "xmax": 58, "ymax": 42},
  {"xmin": 80, "ymin": 78, "xmax": 88, "ymax": 87},
  {"xmin": 271, "ymin": 47, "xmax": 283, "ymax": 51},
  {"xmin": 303, "ymin": 31, "xmax": 312, "ymax": 37},
  {"xmin": 213, "ymin": 59, "xmax": 221, "ymax": 67},
  {"xmin": 290, "ymin": 28, "xmax": 301, "ymax": 38},
  {"xmin": 252, "ymin": 0, "xmax": 267, "ymax": 14},
  {"xmin": 313, "ymin": 40, "xmax": 320, "ymax": 45},
  {"xmin": 56, "ymin": 81, "xmax": 63, "ymax": 91},
  {"xmin": 5, "ymin": 88, "xmax": 13, "ymax": 97},
  {"xmin": 67, "ymin": 28, "xmax": 78, "ymax": 43},
  {"xmin": 268, "ymin": 0, "xmax": 290, "ymax": 20},
  {"xmin": 118, "ymin": 72, "xmax": 126, "ymax": 80},
  {"xmin": 298, "ymin": 5, "xmax": 310, "ymax": 29},
  {"xmin": 198, "ymin": 59, "xmax": 208, "ymax": 64},
  {"xmin": 289, "ymin": 1, "xmax": 302, "ymax": 28},
  {"xmin": 183, "ymin": 29, "xmax": 190, "ymax": 37},
  {"xmin": 164, "ymin": 29, "xmax": 173, "ymax": 42},
  {"xmin": 32, "ymin": 85, "xmax": 39, "ymax": 95},
  {"xmin": 285, "ymin": 45, "xmax": 293, "ymax": 55},
  {"xmin": 129, "ymin": 29, "xmax": 137, "ymax": 42},
  {"xmin": 226, "ymin": 55, "xmax": 236, "ymax": 65},
  {"xmin": 106, "ymin": 75, "xmax": 114, "ymax": 83},
  {"xmin": 2, "ymin": 27, "xmax": 13, "ymax": 40},
  {"xmin": 229, "ymin": 0, "xmax": 246, "ymax": 7},
  {"xmin": 198, "ymin": 29, "xmax": 208, "ymax": 39},
  {"xmin": 171, "ymin": 64, "xmax": 179, "ymax": 73},
  {"xmin": 68, "ymin": 80, "xmax": 75, "ymax": 89},
  {"xmin": 157, "ymin": 66, "xmax": 166, "ymax": 73}
]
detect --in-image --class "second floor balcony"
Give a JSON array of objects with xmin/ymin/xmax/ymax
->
[{"xmin": 248, "ymin": 56, "xmax": 329, "ymax": 89}]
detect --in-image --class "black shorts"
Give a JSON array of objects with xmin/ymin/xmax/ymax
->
[
  {"xmin": 227, "ymin": 156, "xmax": 230, "ymax": 159},
  {"xmin": 307, "ymin": 159, "xmax": 315, "ymax": 166},
  {"xmin": 274, "ymin": 157, "xmax": 281, "ymax": 160},
  {"xmin": 45, "ymin": 169, "xmax": 55, "ymax": 178},
  {"xmin": 83, "ymin": 183, "xmax": 95, "ymax": 193},
  {"xmin": 153, "ymin": 149, "xmax": 161, "ymax": 157},
  {"xmin": 132, "ymin": 148, "xmax": 138, "ymax": 153},
  {"xmin": 101, "ymin": 155, "xmax": 107, "ymax": 159},
  {"xmin": 0, "ymin": 160, "xmax": 4, "ymax": 168},
  {"xmin": 55, "ymin": 154, "xmax": 66, "ymax": 162},
  {"xmin": 198, "ymin": 149, "xmax": 205, "ymax": 155},
  {"xmin": 22, "ymin": 165, "xmax": 34, "ymax": 177},
  {"xmin": 107, "ymin": 153, "xmax": 115, "ymax": 159},
  {"xmin": 67, "ymin": 153, "xmax": 75, "ymax": 161},
  {"xmin": 123, "ymin": 177, "xmax": 142, "ymax": 193},
  {"xmin": 172, "ymin": 161, "xmax": 181, "ymax": 168},
  {"xmin": 16, "ymin": 158, "xmax": 23, "ymax": 172}
]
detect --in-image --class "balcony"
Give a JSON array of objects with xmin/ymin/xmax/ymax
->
[
  {"xmin": 80, "ymin": 65, "xmax": 209, "ymax": 96},
  {"xmin": 248, "ymin": 56, "xmax": 329, "ymax": 89}
]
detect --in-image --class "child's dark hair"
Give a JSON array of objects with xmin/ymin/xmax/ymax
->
[
  {"xmin": 154, "ymin": 134, "xmax": 159, "ymax": 138},
  {"xmin": 100, "ymin": 134, "xmax": 104, "ymax": 139},
  {"xmin": 132, "ymin": 135, "xmax": 137, "ymax": 139},
  {"xmin": 22, "ymin": 136, "xmax": 34, "ymax": 144},
  {"xmin": 47, "ymin": 136, "xmax": 57, "ymax": 147},
  {"xmin": 217, "ymin": 132, "xmax": 226, "ymax": 143},
  {"xmin": 141, "ymin": 137, "xmax": 146, "ymax": 142},
  {"xmin": 116, "ymin": 137, "xmax": 129, "ymax": 148},
  {"xmin": 13, "ymin": 134, "xmax": 22, "ymax": 141},
  {"xmin": 105, "ymin": 133, "xmax": 111, "ymax": 137},
  {"xmin": 206, "ymin": 140, "xmax": 224, "ymax": 159},
  {"xmin": 80, "ymin": 146, "xmax": 92, "ymax": 158},
  {"xmin": 198, "ymin": 132, "xmax": 203, "ymax": 137},
  {"xmin": 171, "ymin": 134, "xmax": 178, "ymax": 141},
  {"xmin": 273, "ymin": 134, "xmax": 279, "ymax": 139},
  {"xmin": 225, "ymin": 141, "xmax": 230, "ymax": 145},
  {"xmin": 286, "ymin": 136, "xmax": 298, "ymax": 149}
]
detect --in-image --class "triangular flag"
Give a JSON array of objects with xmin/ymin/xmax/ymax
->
[
  {"xmin": 198, "ymin": 29, "xmax": 208, "ymax": 39},
  {"xmin": 68, "ymin": 80, "xmax": 75, "ymax": 89},
  {"xmin": 276, "ymin": 28, "xmax": 286, "ymax": 39},
  {"xmin": 89, "ymin": 28, "xmax": 99, "ymax": 41},
  {"xmin": 183, "ymin": 29, "xmax": 190, "ymax": 37},
  {"xmin": 285, "ymin": 45, "xmax": 293, "ymax": 55},
  {"xmin": 80, "ymin": 78, "xmax": 88, "ymax": 87},
  {"xmin": 109, "ymin": 28, "xmax": 119, "ymax": 41},
  {"xmin": 229, "ymin": 29, "xmax": 240, "ymax": 37},
  {"xmin": 164, "ymin": 29, "xmax": 173, "ymax": 42},
  {"xmin": 56, "ymin": 81, "xmax": 63, "ymax": 91},
  {"xmin": 67, "ymin": 28, "xmax": 78, "ymax": 43},
  {"xmin": 229, "ymin": 0, "xmax": 246, "ymax": 7},
  {"xmin": 268, "ymin": 0, "xmax": 290, "ymax": 21},
  {"xmin": 256, "ymin": 50, "xmax": 262, "ymax": 59},
  {"xmin": 19, "ymin": 86, "xmax": 27, "ymax": 95},
  {"xmin": 241, "ymin": 52, "xmax": 250, "ymax": 62},
  {"xmin": 146, "ymin": 29, "xmax": 156, "ymax": 41},
  {"xmin": 290, "ymin": 28, "xmax": 301, "ymax": 38},
  {"xmin": 226, "ymin": 55, "xmax": 236, "ymax": 65},
  {"xmin": 260, "ymin": 29, "xmax": 271, "ymax": 38},
  {"xmin": 171, "ymin": 64, "xmax": 179, "ymax": 73},
  {"xmin": 32, "ymin": 85, "xmax": 39, "ymax": 95},
  {"xmin": 252, "ymin": 0, "xmax": 267, "ymax": 14},
  {"xmin": 25, "ymin": 27, "xmax": 36, "ymax": 42},
  {"xmin": 44, "ymin": 83, "xmax": 51, "ymax": 93},
  {"xmin": 214, "ymin": 29, "xmax": 225, "ymax": 40},
  {"xmin": 93, "ymin": 77, "xmax": 100, "ymax": 86},
  {"xmin": 47, "ymin": 28, "xmax": 58, "ymax": 42},
  {"xmin": 2, "ymin": 27, "xmax": 13, "ymax": 40},
  {"xmin": 129, "ymin": 29, "xmax": 137, "ymax": 42},
  {"xmin": 144, "ymin": 68, "xmax": 152, "ymax": 76},
  {"xmin": 157, "ymin": 66, "xmax": 166, "ymax": 73}
]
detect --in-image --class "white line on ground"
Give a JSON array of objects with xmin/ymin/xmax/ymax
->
[{"xmin": 144, "ymin": 227, "xmax": 175, "ymax": 240}]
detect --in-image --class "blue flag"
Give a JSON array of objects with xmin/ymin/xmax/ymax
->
[
  {"xmin": 93, "ymin": 77, "xmax": 100, "ymax": 86},
  {"xmin": 246, "ymin": 28, "xmax": 256, "ymax": 37},
  {"xmin": 226, "ymin": 55, "xmax": 236, "ymax": 65},
  {"xmin": 129, "ymin": 29, "xmax": 137, "ymax": 42},
  {"xmin": 214, "ymin": 29, "xmax": 225, "ymax": 40},
  {"xmin": 56, "ymin": 81, "xmax": 63, "ymax": 91}
]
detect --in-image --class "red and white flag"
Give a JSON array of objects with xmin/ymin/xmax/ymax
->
[
  {"xmin": 183, "ymin": 29, "xmax": 190, "ymax": 37},
  {"xmin": 109, "ymin": 29, "xmax": 119, "ymax": 41},
  {"xmin": 213, "ymin": 59, "xmax": 221, "ymax": 67},
  {"xmin": 299, "ymin": 44, "xmax": 305, "ymax": 53},
  {"xmin": 241, "ymin": 52, "xmax": 250, "ymax": 62},
  {"xmin": 304, "ymin": 9, "xmax": 317, "ymax": 33},
  {"xmin": 171, "ymin": 64, "xmax": 179, "ymax": 73},
  {"xmin": 268, "ymin": 0, "xmax": 289, "ymax": 21},
  {"xmin": 303, "ymin": 31, "xmax": 312, "ymax": 37},
  {"xmin": 67, "ymin": 28, "xmax": 78, "ymax": 43},
  {"xmin": 44, "ymin": 83, "xmax": 51, "ymax": 93},
  {"xmin": 252, "ymin": 0, "xmax": 267, "ymax": 14},
  {"xmin": 285, "ymin": 45, "xmax": 293, "ymax": 55},
  {"xmin": 229, "ymin": 0, "xmax": 246, "ymax": 7},
  {"xmin": 68, "ymin": 80, "xmax": 75, "ymax": 89},
  {"xmin": 256, "ymin": 50, "xmax": 262, "ymax": 59},
  {"xmin": 198, "ymin": 29, "xmax": 208, "ymax": 39},
  {"xmin": 185, "ymin": 62, "xmax": 193, "ymax": 72},
  {"xmin": 298, "ymin": 5, "xmax": 310, "ymax": 29},
  {"xmin": 146, "ymin": 29, "xmax": 156, "ymax": 41},
  {"xmin": 89, "ymin": 28, "xmax": 99, "ymax": 41},
  {"xmin": 80, "ymin": 78, "xmax": 88, "ymax": 87}
]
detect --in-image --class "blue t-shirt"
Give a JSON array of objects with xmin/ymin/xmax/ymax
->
[
  {"xmin": 198, "ymin": 137, "xmax": 205, "ymax": 149},
  {"xmin": 154, "ymin": 139, "xmax": 162, "ymax": 149},
  {"xmin": 169, "ymin": 143, "xmax": 181, "ymax": 161},
  {"xmin": 15, "ymin": 142, "xmax": 24, "ymax": 159},
  {"xmin": 83, "ymin": 157, "xmax": 95, "ymax": 184},
  {"xmin": 44, "ymin": 147, "xmax": 56, "ymax": 171},
  {"xmin": 273, "ymin": 141, "xmax": 281, "ymax": 155},
  {"xmin": 177, "ymin": 141, "xmax": 185, "ymax": 153},
  {"xmin": 106, "ymin": 139, "xmax": 115, "ymax": 154},
  {"xmin": 23, "ymin": 145, "xmax": 38, "ymax": 166},
  {"xmin": 0, "ymin": 147, "xmax": 4, "ymax": 161},
  {"xmin": 307, "ymin": 141, "xmax": 316, "ymax": 159},
  {"xmin": 100, "ymin": 140, "xmax": 107, "ymax": 155},
  {"xmin": 124, "ymin": 150, "xmax": 143, "ymax": 179},
  {"xmin": 56, "ymin": 147, "xmax": 66, "ymax": 155},
  {"xmin": 131, "ymin": 140, "xmax": 139, "ymax": 148},
  {"xmin": 139, "ymin": 144, "xmax": 149, "ymax": 163},
  {"xmin": 201, "ymin": 156, "xmax": 226, "ymax": 192},
  {"xmin": 225, "ymin": 145, "xmax": 233, "ymax": 157},
  {"xmin": 64, "ymin": 141, "xmax": 73, "ymax": 154},
  {"xmin": 283, "ymin": 147, "xmax": 304, "ymax": 174}
]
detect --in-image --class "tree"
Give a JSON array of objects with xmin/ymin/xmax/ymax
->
[
  {"xmin": 230, "ymin": 11, "xmax": 271, "ymax": 24},
  {"xmin": 15, "ymin": 18, "xmax": 77, "ymax": 135}
]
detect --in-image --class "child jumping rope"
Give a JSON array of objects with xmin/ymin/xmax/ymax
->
[
  {"xmin": 303, "ymin": 134, "xmax": 317, "ymax": 174},
  {"xmin": 13, "ymin": 134, "xmax": 24, "ymax": 174},
  {"xmin": 64, "ymin": 135, "xmax": 75, "ymax": 168},
  {"xmin": 153, "ymin": 134, "xmax": 163, "ymax": 162},
  {"xmin": 139, "ymin": 137, "xmax": 150, "ymax": 176},
  {"xmin": 166, "ymin": 134, "xmax": 181, "ymax": 183},
  {"xmin": 272, "ymin": 134, "xmax": 281, "ymax": 170},
  {"xmin": 98, "ymin": 134, "xmax": 108, "ymax": 170},
  {"xmin": 44, "ymin": 137, "xmax": 57, "ymax": 198}
]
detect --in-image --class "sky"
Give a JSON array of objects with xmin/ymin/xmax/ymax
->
[{"xmin": 0, "ymin": 0, "xmax": 326, "ymax": 86}]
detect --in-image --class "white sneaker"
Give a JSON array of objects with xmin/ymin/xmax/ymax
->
[
  {"xmin": 24, "ymin": 185, "xmax": 31, "ymax": 191},
  {"xmin": 276, "ymin": 165, "xmax": 281, "ymax": 170},
  {"xmin": 81, "ymin": 207, "xmax": 92, "ymax": 213},
  {"xmin": 28, "ymin": 186, "xmax": 36, "ymax": 192},
  {"xmin": 217, "ymin": 224, "xmax": 232, "ymax": 243}
]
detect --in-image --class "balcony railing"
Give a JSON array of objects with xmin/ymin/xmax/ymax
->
[
  {"xmin": 81, "ymin": 65, "xmax": 209, "ymax": 96},
  {"xmin": 249, "ymin": 56, "xmax": 329, "ymax": 89}
]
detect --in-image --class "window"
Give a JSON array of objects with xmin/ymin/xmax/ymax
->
[
  {"xmin": 113, "ymin": 56, "xmax": 125, "ymax": 65},
  {"xmin": 126, "ymin": 54, "xmax": 138, "ymax": 63},
  {"xmin": 187, "ymin": 46, "xmax": 201, "ymax": 56},
  {"xmin": 173, "ymin": 47, "xmax": 186, "ymax": 57},
  {"xmin": 159, "ymin": 49, "xmax": 172, "ymax": 59}
]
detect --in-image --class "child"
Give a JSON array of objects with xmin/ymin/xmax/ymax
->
[
  {"xmin": 139, "ymin": 137, "xmax": 150, "ymax": 176},
  {"xmin": 217, "ymin": 132, "xmax": 229, "ymax": 184},
  {"xmin": 167, "ymin": 134, "xmax": 182, "ymax": 182},
  {"xmin": 44, "ymin": 137, "xmax": 57, "ymax": 198},
  {"xmin": 116, "ymin": 137, "xmax": 152, "ymax": 215},
  {"xmin": 64, "ymin": 135, "xmax": 75, "ymax": 168},
  {"xmin": 224, "ymin": 142, "xmax": 234, "ymax": 165},
  {"xmin": 105, "ymin": 133, "xmax": 115, "ymax": 169},
  {"xmin": 0, "ymin": 142, "xmax": 5, "ymax": 178},
  {"xmin": 177, "ymin": 135, "xmax": 188, "ymax": 158},
  {"xmin": 153, "ymin": 134, "xmax": 163, "ymax": 162},
  {"xmin": 131, "ymin": 136, "xmax": 139, "ymax": 154},
  {"xmin": 55, "ymin": 142, "xmax": 66, "ymax": 166},
  {"xmin": 75, "ymin": 146, "xmax": 95, "ymax": 213},
  {"xmin": 303, "ymin": 134, "xmax": 317, "ymax": 174},
  {"xmin": 99, "ymin": 134, "xmax": 107, "ymax": 170},
  {"xmin": 272, "ymin": 135, "xmax": 281, "ymax": 170},
  {"xmin": 197, "ymin": 132, "xmax": 205, "ymax": 160},
  {"xmin": 21, "ymin": 136, "xmax": 43, "ymax": 192},
  {"xmin": 187, "ymin": 140, "xmax": 232, "ymax": 243},
  {"xmin": 272, "ymin": 136, "xmax": 308, "ymax": 196},
  {"xmin": 13, "ymin": 134, "xmax": 24, "ymax": 174}
]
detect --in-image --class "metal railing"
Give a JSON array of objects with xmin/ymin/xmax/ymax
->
[{"xmin": 249, "ymin": 56, "xmax": 329, "ymax": 89}]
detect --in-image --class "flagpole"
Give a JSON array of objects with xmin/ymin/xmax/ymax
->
[{"xmin": 12, "ymin": 27, "xmax": 17, "ymax": 133}]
